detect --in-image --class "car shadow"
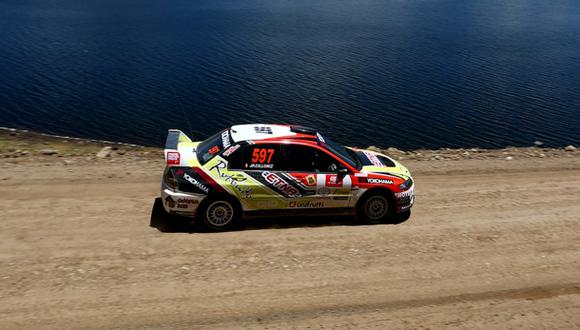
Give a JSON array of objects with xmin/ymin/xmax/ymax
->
[
  {"xmin": 150, "ymin": 198, "xmax": 194, "ymax": 233},
  {"xmin": 150, "ymin": 197, "xmax": 407, "ymax": 233}
]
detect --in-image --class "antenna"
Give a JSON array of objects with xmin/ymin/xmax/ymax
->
[
  {"xmin": 168, "ymin": 80, "xmax": 195, "ymax": 137},
  {"xmin": 175, "ymin": 93, "xmax": 195, "ymax": 137}
]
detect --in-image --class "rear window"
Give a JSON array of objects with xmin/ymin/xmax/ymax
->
[{"xmin": 197, "ymin": 130, "xmax": 233, "ymax": 164}]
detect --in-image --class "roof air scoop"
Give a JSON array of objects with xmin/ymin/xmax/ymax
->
[{"xmin": 290, "ymin": 126, "xmax": 317, "ymax": 135}]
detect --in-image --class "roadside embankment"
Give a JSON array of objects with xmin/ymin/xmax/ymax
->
[{"xmin": 1, "ymin": 127, "xmax": 577, "ymax": 165}]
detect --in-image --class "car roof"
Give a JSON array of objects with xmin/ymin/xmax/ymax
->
[{"xmin": 230, "ymin": 124, "xmax": 318, "ymax": 143}]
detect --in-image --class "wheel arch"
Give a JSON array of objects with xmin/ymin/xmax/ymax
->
[
  {"xmin": 199, "ymin": 192, "xmax": 243, "ymax": 213},
  {"xmin": 356, "ymin": 187, "xmax": 396, "ymax": 208}
]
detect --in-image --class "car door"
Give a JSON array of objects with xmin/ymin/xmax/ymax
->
[
  {"xmin": 227, "ymin": 143, "xmax": 289, "ymax": 210},
  {"xmin": 283, "ymin": 144, "xmax": 353, "ymax": 209}
]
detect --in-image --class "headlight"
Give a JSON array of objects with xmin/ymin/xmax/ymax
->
[{"xmin": 399, "ymin": 178, "xmax": 413, "ymax": 191}]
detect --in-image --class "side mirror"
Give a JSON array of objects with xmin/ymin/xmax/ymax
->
[{"xmin": 338, "ymin": 167, "xmax": 349, "ymax": 175}]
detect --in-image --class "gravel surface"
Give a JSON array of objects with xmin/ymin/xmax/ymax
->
[{"xmin": 1, "ymin": 128, "xmax": 579, "ymax": 329}]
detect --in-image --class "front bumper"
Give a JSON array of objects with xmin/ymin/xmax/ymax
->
[
  {"xmin": 395, "ymin": 184, "xmax": 415, "ymax": 212},
  {"xmin": 161, "ymin": 187, "xmax": 207, "ymax": 216}
]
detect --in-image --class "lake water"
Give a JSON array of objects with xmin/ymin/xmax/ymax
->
[{"xmin": 1, "ymin": 0, "xmax": 579, "ymax": 149}]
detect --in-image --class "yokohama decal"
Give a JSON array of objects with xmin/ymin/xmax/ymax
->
[
  {"xmin": 172, "ymin": 167, "xmax": 219, "ymax": 195},
  {"xmin": 359, "ymin": 177, "xmax": 394, "ymax": 185}
]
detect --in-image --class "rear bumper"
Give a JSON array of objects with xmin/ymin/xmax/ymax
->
[
  {"xmin": 161, "ymin": 186, "xmax": 207, "ymax": 217},
  {"xmin": 395, "ymin": 184, "xmax": 415, "ymax": 212}
]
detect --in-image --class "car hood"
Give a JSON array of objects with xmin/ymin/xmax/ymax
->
[{"xmin": 356, "ymin": 149, "xmax": 412, "ymax": 180}]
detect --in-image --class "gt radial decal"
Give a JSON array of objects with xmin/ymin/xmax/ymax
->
[{"xmin": 246, "ymin": 171, "xmax": 304, "ymax": 198}]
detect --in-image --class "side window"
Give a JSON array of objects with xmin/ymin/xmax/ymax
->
[
  {"xmin": 229, "ymin": 144, "xmax": 285, "ymax": 171},
  {"xmin": 285, "ymin": 145, "xmax": 341, "ymax": 173}
]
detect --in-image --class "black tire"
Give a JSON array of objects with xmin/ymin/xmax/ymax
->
[
  {"xmin": 197, "ymin": 195, "xmax": 241, "ymax": 232},
  {"xmin": 393, "ymin": 209, "xmax": 411, "ymax": 224},
  {"xmin": 356, "ymin": 191, "xmax": 394, "ymax": 224}
]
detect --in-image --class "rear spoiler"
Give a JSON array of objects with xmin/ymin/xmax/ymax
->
[
  {"xmin": 164, "ymin": 129, "xmax": 192, "ymax": 165},
  {"xmin": 165, "ymin": 129, "xmax": 192, "ymax": 150}
]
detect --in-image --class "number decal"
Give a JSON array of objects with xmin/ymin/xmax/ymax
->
[
  {"xmin": 251, "ymin": 149, "xmax": 260, "ymax": 163},
  {"xmin": 266, "ymin": 149, "xmax": 274, "ymax": 163},
  {"xmin": 251, "ymin": 148, "xmax": 275, "ymax": 163}
]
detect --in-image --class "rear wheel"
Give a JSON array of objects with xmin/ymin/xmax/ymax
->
[
  {"xmin": 357, "ymin": 192, "xmax": 393, "ymax": 224},
  {"xmin": 198, "ymin": 196, "xmax": 241, "ymax": 232}
]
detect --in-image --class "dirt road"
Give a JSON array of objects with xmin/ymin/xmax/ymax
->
[{"xmin": 1, "ymin": 156, "xmax": 579, "ymax": 329}]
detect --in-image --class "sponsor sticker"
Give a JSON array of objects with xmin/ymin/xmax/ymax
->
[
  {"xmin": 364, "ymin": 151, "xmax": 384, "ymax": 168},
  {"xmin": 221, "ymin": 130, "xmax": 231, "ymax": 149},
  {"xmin": 222, "ymin": 144, "xmax": 240, "ymax": 157},
  {"xmin": 306, "ymin": 174, "xmax": 317, "ymax": 186},
  {"xmin": 177, "ymin": 198, "xmax": 198, "ymax": 205},
  {"xmin": 208, "ymin": 145, "xmax": 220, "ymax": 155},
  {"xmin": 325, "ymin": 175, "xmax": 343, "ymax": 187},
  {"xmin": 166, "ymin": 151, "xmax": 180, "ymax": 165},
  {"xmin": 209, "ymin": 161, "xmax": 252, "ymax": 198},
  {"xmin": 359, "ymin": 177, "xmax": 394, "ymax": 185},
  {"xmin": 261, "ymin": 171, "xmax": 302, "ymax": 198},
  {"xmin": 165, "ymin": 196, "xmax": 176, "ymax": 208},
  {"xmin": 317, "ymin": 187, "xmax": 331, "ymax": 196},
  {"xmin": 396, "ymin": 189, "xmax": 414, "ymax": 198},
  {"xmin": 183, "ymin": 173, "xmax": 210, "ymax": 194},
  {"xmin": 395, "ymin": 185, "xmax": 415, "ymax": 209},
  {"xmin": 248, "ymin": 163, "xmax": 274, "ymax": 169},
  {"xmin": 289, "ymin": 201, "xmax": 324, "ymax": 208},
  {"xmin": 254, "ymin": 126, "xmax": 273, "ymax": 134}
]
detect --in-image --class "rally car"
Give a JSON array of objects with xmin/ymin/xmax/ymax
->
[{"xmin": 161, "ymin": 124, "xmax": 414, "ymax": 231}]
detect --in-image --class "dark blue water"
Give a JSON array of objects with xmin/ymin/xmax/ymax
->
[{"xmin": 1, "ymin": 0, "xmax": 579, "ymax": 149}]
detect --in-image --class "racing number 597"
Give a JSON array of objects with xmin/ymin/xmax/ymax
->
[{"xmin": 251, "ymin": 148, "xmax": 274, "ymax": 164}]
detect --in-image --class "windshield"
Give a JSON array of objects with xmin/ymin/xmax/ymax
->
[
  {"xmin": 319, "ymin": 134, "xmax": 362, "ymax": 170},
  {"xmin": 196, "ymin": 129, "xmax": 232, "ymax": 165}
]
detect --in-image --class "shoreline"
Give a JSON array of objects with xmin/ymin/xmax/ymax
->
[{"xmin": 1, "ymin": 126, "xmax": 577, "ymax": 163}]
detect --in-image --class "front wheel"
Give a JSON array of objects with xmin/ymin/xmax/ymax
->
[
  {"xmin": 197, "ymin": 196, "xmax": 241, "ymax": 232},
  {"xmin": 356, "ymin": 192, "xmax": 393, "ymax": 224}
]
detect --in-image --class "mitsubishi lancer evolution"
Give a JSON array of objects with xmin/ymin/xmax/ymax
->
[{"xmin": 161, "ymin": 124, "xmax": 414, "ymax": 231}]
